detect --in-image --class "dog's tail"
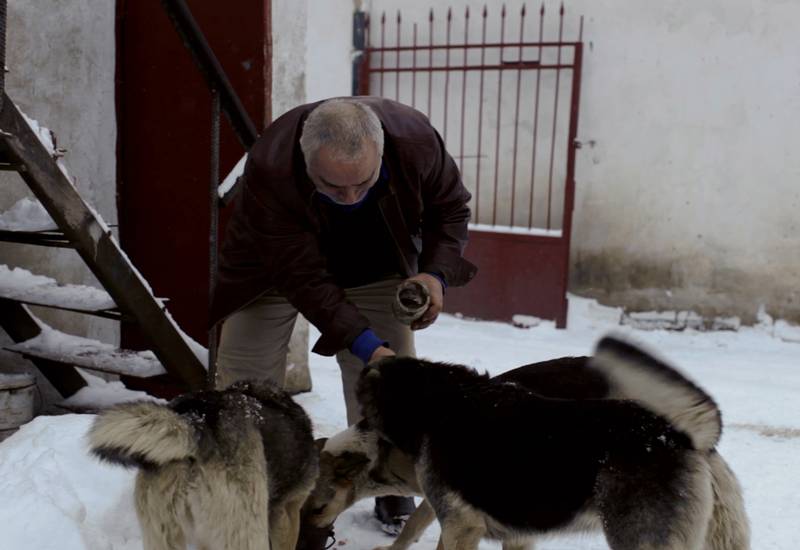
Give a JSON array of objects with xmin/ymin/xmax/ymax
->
[
  {"xmin": 88, "ymin": 401, "xmax": 197, "ymax": 469},
  {"xmin": 590, "ymin": 335, "xmax": 722, "ymax": 451},
  {"xmin": 706, "ymin": 450, "xmax": 751, "ymax": 549}
]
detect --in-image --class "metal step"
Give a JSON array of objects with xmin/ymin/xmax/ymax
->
[
  {"xmin": 0, "ymin": 264, "xmax": 126, "ymax": 320},
  {"xmin": 0, "ymin": 228, "xmax": 72, "ymax": 248},
  {"xmin": 0, "ymin": 298, "xmax": 87, "ymax": 396},
  {"xmin": 0, "ymin": 160, "xmax": 22, "ymax": 171},
  {"xmin": 5, "ymin": 327, "xmax": 166, "ymax": 378}
]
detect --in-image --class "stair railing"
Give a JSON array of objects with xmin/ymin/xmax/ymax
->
[{"xmin": 158, "ymin": 0, "xmax": 265, "ymax": 384}]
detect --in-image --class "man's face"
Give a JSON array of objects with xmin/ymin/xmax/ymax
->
[{"xmin": 307, "ymin": 141, "xmax": 381, "ymax": 205}]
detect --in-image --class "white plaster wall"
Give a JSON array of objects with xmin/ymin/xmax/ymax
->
[
  {"xmin": 272, "ymin": 0, "xmax": 354, "ymax": 113},
  {"xmin": 0, "ymin": 0, "xmax": 118, "ymax": 342},
  {"xmin": 365, "ymin": 0, "xmax": 800, "ymax": 323},
  {"xmin": 306, "ymin": 0, "xmax": 354, "ymax": 102},
  {"xmin": 568, "ymin": 0, "xmax": 800, "ymax": 323},
  {"xmin": 272, "ymin": 0, "xmax": 309, "ymax": 118}
]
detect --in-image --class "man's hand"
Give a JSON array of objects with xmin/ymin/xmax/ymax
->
[
  {"xmin": 406, "ymin": 273, "xmax": 444, "ymax": 331},
  {"xmin": 368, "ymin": 345, "xmax": 396, "ymax": 364}
]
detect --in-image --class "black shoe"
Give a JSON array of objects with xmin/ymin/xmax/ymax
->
[
  {"xmin": 295, "ymin": 520, "xmax": 335, "ymax": 550},
  {"xmin": 374, "ymin": 495, "xmax": 416, "ymax": 536}
]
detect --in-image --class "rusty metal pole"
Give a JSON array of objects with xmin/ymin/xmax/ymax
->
[
  {"xmin": 352, "ymin": 9, "xmax": 368, "ymax": 95},
  {"xmin": 207, "ymin": 89, "xmax": 221, "ymax": 388},
  {"xmin": 0, "ymin": 0, "xmax": 7, "ymax": 112}
]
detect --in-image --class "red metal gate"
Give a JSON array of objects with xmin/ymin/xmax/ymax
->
[{"xmin": 356, "ymin": 3, "xmax": 583, "ymax": 326}]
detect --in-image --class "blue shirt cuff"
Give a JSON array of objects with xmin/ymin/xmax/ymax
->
[{"xmin": 350, "ymin": 329, "xmax": 388, "ymax": 364}]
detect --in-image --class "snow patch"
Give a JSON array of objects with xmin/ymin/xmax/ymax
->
[
  {"xmin": 7, "ymin": 322, "xmax": 165, "ymax": 378},
  {"xmin": 469, "ymin": 222, "xmax": 562, "ymax": 238},
  {"xmin": 19, "ymin": 111, "xmax": 75, "ymax": 184},
  {"xmin": 0, "ymin": 198, "xmax": 58, "ymax": 232},
  {"xmin": 0, "ymin": 265, "xmax": 116, "ymax": 311},
  {"xmin": 218, "ymin": 153, "xmax": 247, "ymax": 200},
  {"xmin": 511, "ymin": 314, "xmax": 543, "ymax": 328},
  {"xmin": 61, "ymin": 370, "xmax": 164, "ymax": 412}
]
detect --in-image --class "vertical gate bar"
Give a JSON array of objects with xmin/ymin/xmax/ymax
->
[
  {"xmin": 443, "ymin": 7, "xmax": 452, "ymax": 145},
  {"xmin": 475, "ymin": 5, "xmax": 488, "ymax": 223},
  {"xmin": 353, "ymin": 10, "xmax": 366, "ymax": 95},
  {"xmin": 546, "ymin": 3, "xmax": 564, "ymax": 230},
  {"xmin": 528, "ymin": 3, "xmax": 545, "ymax": 228},
  {"xmin": 458, "ymin": 6, "xmax": 470, "ymax": 176},
  {"xmin": 491, "ymin": 4, "xmax": 507, "ymax": 226},
  {"xmin": 427, "ymin": 9, "xmax": 434, "ymax": 118},
  {"xmin": 509, "ymin": 4, "xmax": 526, "ymax": 226},
  {"xmin": 396, "ymin": 10, "xmax": 401, "ymax": 102},
  {"xmin": 558, "ymin": 38, "xmax": 583, "ymax": 328},
  {"xmin": 208, "ymin": 89, "xmax": 221, "ymax": 387},
  {"xmin": 360, "ymin": 14, "xmax": 371, "ymax": 95},
  {"xmin": 380, "ymin": 12, "xmax": 386, "ymax": 97},
  {"xmin": 412, "ymin": 23, "xmax": 418, "ymax": 108}
]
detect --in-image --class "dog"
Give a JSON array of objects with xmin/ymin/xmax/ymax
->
[
  {"xmin": 303, "ymin": 337, "xmax": 750, "ymax": 550},
  {"xmin": 88, "ymin": 380, "xmax": 319, "ymax": 550}
]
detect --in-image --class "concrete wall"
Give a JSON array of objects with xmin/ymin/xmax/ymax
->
[
  {"xmin": 306, "ymin": 0, "xmax": 354, "ymax": 102},
  {"xmin": 365, "ymin": 0, "xmax": 800, "ymax": 324},
  {"xmin": 0, "ymin": 0, "xmax": 118, "ymax": 341},
  {"xmin": 272, "ymin": 0, "xmax": 353, "ymax": 118},
  {"xmin": 272, "ymin": 0, "xmax": 309, "ymax": 118},
  {"xmin": 0, "ymin": 0, "xmax": 117, "ymax": 404}
]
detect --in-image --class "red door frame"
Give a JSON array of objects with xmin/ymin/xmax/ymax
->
[{"xmin": 115, "ymin": 0, "xmax": 271, "ymax": 347}]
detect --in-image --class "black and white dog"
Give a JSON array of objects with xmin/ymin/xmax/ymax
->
[
  {"xmin": 304, "ymin": 336, "xmax": 750, "ymax": 550},
  {"xmin": 89, "ymin": 380, "xmax": 319, "ymax": 550}
]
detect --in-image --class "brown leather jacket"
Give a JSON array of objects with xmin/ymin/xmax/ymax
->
[{"xmin": 210, "ymin": 97, "xmax": 477, "ymax": 355}]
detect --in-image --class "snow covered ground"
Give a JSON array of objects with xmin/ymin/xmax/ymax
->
[{"xmin": 0, "ymin": 296, "xmax": 798, "ymax": 549}]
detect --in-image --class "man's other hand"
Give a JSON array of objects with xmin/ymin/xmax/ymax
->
[{"xmin": 368, "ymin": 345, "xmax": 396, "ymax": 364}]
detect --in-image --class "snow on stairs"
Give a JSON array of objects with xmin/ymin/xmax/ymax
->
[
  {"xmin": 0, "ymin": 265, "xmax": 122, "ymax": 320},
  {"xmin": 0, "ymin": 90, "xmax": 208, "ymax": 403},
  {"xmin": 0, "ymin": 264, "xmax": 178, "ymax": 411},
  {"xmin": 5, "ymin": 325, "xmax": 166, "ymax": 379}
]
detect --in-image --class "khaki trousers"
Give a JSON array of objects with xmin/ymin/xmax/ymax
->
[{"xmin": 216, "ymin": 276, "xmax": 415, "ymax": 424}]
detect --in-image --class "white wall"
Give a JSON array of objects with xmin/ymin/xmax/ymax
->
[
  {"xmin": 364, "ymin": 0, "xmax": 800, "ymax": 324},
  {"xmin": 0, "ymin": 0, "xmax": 118, "ymax": 342},
  {"xmin": 272, "ymin": 0, "xmax": 309, "ymax": 118},
  {"xmin": 306, "ymin": 0, "xmax": 354, "ymax": 102},
  {"xmin": 569, "ymin": 0, "xmax": 800, "ymax": 324},
  {"xmin": 272, "ymin": 0, "xmax": 353, "ymax": 118}
]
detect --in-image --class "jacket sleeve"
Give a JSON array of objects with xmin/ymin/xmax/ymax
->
[
  {"xmin": 237, "ymin": 157, "xmax": 370, "ymax": 356},
  {"xmin": 418, "ymin": 129, "xmax": 478, "ymax": 287}
]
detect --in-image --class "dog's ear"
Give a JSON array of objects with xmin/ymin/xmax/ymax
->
[
  {"xmin": 332, "ymin": 451, "xmax": 371, "ymax": 484},
  {"xmin": 315, "ymin": 437, "xmax": 329, "ymax": 454}
]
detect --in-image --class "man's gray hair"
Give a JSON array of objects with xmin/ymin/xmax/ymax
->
[{"xmin": 299, "ymin": 99, "xmax": 384, "ymax": 163}]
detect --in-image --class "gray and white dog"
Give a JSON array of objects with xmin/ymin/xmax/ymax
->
[
  {"xmin": 304, "ymin": 336, "xmax": 750, "ymax": 550},
  {"xmin": 89, "ymin": 380, "xmax": 319, "ymax": 550}
]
